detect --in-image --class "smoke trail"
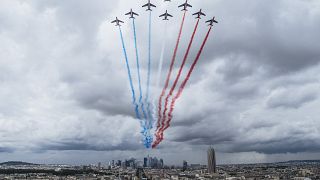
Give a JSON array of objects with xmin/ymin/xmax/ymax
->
[
  {"xmin": 153, "ymin": 0, "xmax": 171, "ymax": 128},
  {"xmin": 132, "ymin": 19, "xmax": 148, "ymax": 121},
  {"xmin": 119, "ymin": 26, "xmax": 141, "ymax": 120},
  {"xmin": 153, "ymin": 27, "xmax": 213, "ymax": 148},
  {"xmin": 154, "ymin": 20, "xmax": 168, "ymax": 131},
  {"xmin": 144, "ymin": 11, "xmax": 153, "ymax": 148},
  {"xmin": 118, "ymin": 26, "xmax": 150, "ymax": 148},
  {"xmin": 156, "ymin": 11, "xmax": 187, "ymax": 139},
  {"xmin": 161, "ymin": 19, "xmax": 200, "ymax": 134},
  {"xmin": 155, "ymin": 2, "xmax": 170, "ymax": 92},
  {"xmin": 132, "ymin": 19, "xmax": 152, "ymax": 148}
]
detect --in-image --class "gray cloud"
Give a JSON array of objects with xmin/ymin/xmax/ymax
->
[
  {"xmin": 38, "ymin": 139, "xmax": 141, "ymax": 152},
  {"xmin": 229, "ymin": 139, "xmax": 320, "ymax": 154},
  {"xmin": 0, "ymin": 0, "xmax": 319, "ymax": 165},
  {"xmin": 0, "ymin": 147, "xmax": 14, "ymax": 153},
  {"xmin": 205, "ymin": 0, "xmax": 320, "ymax": 74},
  {"xmin": 267, "ymin": 87, "xmax": 318, "ymax": 109}
]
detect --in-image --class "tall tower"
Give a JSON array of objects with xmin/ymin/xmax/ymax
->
[
  {"xmin": 207, "ymin": 147, "xmax": 217, "ymax": 174},
  {"xmin": 143, "ymin": 157, "xmax": 148, "ymax": 167},
  {"xmin": 182, "ymin": 160, "xmax": 188, "ymax": 171}
]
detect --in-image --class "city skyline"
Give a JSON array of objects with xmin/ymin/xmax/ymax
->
[
  {"xmin": 0, "ymin": 159, "xmax": 318, "ymax": 179},
  {"xmin": 0, "ymin": 0, "xmax": 319, "ymax": 165}
]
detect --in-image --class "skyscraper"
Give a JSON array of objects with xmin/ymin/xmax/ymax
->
[
  {"xmin": 207, "ymin": 146, "xmax": 217, "ymax": 174},
  {"xmin": 117, "ymin": 160, "xmax": 122, "ymax": 167},
  {"xmin": 148, "ymin": 155, "xmax": 152, "ymax": 167},
  {"xmin": 159, "ymin": 159, "xmax": 164, "ymax": 168},
  {"xmin": 183, "ymin": 160, "xmax": 188, "ymax": 171},
  {"xmin": 143, "ymin": 157, "xmax": 148, "ymax": 167}
]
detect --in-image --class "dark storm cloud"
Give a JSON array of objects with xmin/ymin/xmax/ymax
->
[
  {"xmin": 38, "ymin": 139, "xmax": 141, "ymax": 152},
  {"xmin": 266, "ymin": 81, "xmax": 319, "ymax": 109},
  {"xmin": 216, "ymin": 56, "xmax": 257, "ymax": 84},
  {"xmin": 267, "ymin": 90, "xmax": 317, "ymax": 109},
  {"xmin": 168, "ymin": 110, "xmax": 240, "ymax": 145},
  {"xmin": 0, "ymin": 147, "xmax": 14, "ymax": 153},
  {"xmin": 201, "ymin": 0, "xmax": 320, "ymax": 75},
  {"xmin": 229, "ymin": 139, "xmax": 320, "ymax": 154},
  {"xmin": 172, "ymin": 130, "xmax": 234, "ymax": 145},
  {"xmin": 67, "ymin": 75, "xmax": 135, "ymax": 116}
]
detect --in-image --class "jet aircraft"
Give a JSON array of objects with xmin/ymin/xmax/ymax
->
[
  {"xmin": 111, "ymin": 17, "xmax": 124, "ymax": 26},
  {"xmin": 159, "ymin": 10, "xmax": 173, "ymax": 20},
  {"xmin": 142, "ymin": 0, "xmax": 156, "ymax": 11},
  {"xmin": 125, "ymin": 9, "xmax": 139, "ymax": 19},
  {"xmin": 206, "ymin": 17, "xmax": 218, "ymax": 26},
  {"xmin": 178, "ymin": 0, "xmax": 192, "ymax": 11},
  {"xmin": 193, "ymin": 9, "xmax": 206, "ymax": 19}
]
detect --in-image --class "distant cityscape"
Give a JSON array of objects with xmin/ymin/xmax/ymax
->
[{"xmin": 0, "ymin": 147, "xmax": 319, "ymax": 179}]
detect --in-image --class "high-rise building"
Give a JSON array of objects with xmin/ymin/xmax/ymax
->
[
  {"xmin": 182, "ymin": 160, "xmax": 188, "ymax": 171},
  {"xmin": 117, "ymin": 160, "xmax": 122, "ymax": 167},
  {"xmin": 148, "ymin": 156, "xmax": 152, "ymax": 167},
  {"xmin": 151, "ymin": 157, "xmax": 158, "ymax": 168},
  {"xmin": 143, "ymin": 157, "xmax": 148, "ymax": 167},
  {"xmin": 207, "ymin": 146, "xmax": 217, "ymax": 174},
  {"xmin": 159, "ymin": 159, "xmax": 164, "ymax": 168}
]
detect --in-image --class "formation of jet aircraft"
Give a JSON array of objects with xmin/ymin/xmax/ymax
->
[{"xmin": 112, "ymin": 0, "xmax": 218, "ymax": 26}]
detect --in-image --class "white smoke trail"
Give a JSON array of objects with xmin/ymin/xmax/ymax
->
[
  {"xmin": 152, "ymin": 20, "xmax": 168, "ymax": 128},
  {"xmin": 156, "ymin": 21, "xmax": 168, "ymax": 90}
]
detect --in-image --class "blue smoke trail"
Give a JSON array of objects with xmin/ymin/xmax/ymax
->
[
  {"xmin": 132, "ymin": 19, "xmax": 152, "ymax": 148},
  {"xmin": 132, "ymin": 19, "xmax": 148, "ymax": 121},
  {"xmin": 118, "ymin": 26, "xmax": 149, "ymax": 146},
  {"xmin": 144, "ymin": 11, "xmax": 153, "ymax": 147}
]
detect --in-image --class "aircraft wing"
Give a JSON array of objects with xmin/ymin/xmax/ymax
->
[
  {"xmin": 111, "ymin": 20, "xmax": 117, "ymax": 23},
  {"xmin": 187, "ymin": 4, "xmax": 192, "ymax": 7},
  {"xmin": 192, "ymin": 12, "xmax": 198, "ymax": 15},
  {"xmin": 133, "ymin": 12, "xmax": 139, "ymax": 16},
  {"xmin": 201, "ymin": 12, "xmax": 206, "ymax": 16},
  {"xmin": 142, "ymin": 4, "xmax": 148, "ymax": 7},
  {"xmin": 119, "ymin": 20, "xmax": 124, "ymax": 23},
  {"xmin": 178, "ymin": 4, "xmax": 184, "ymax": 8},
  {"xmin": 168, "ymin": 13, "xmax": 173, "ymax": 17},
  {"xmin": 206, "ymin": 20, "xmax": 211, "ymax": 23},
  {"xmin": 125, "ymin": 12, "xmax": 130, "ymax": 15},
  {"xmin": 150, "ymin": 3, "xmax": 156, "ymax": 7},
  {"xmin": 159, "ymin": 13, "xmax": 165, "ymax": 17}
]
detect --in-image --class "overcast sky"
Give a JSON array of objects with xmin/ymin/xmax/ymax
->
[{"xmin": 0, "ymin": 0, "xmax": 319, "ymax": 165}]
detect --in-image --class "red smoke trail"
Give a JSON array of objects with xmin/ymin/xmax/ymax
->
[
  {"xmin": 153, "ymin": 27, "xmax": 213, "ymax": 148},
  {"xmin": 156, "ymin": 11, "xmax": 187, "ymax": 139},
  {"xmin": 161, "ymin": 19, "xmax": 200, "ymax": 135}
]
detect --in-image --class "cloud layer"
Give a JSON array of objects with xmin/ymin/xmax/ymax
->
[{"xmin": 0, "ymin": 0, "xmax": 319, "ymax": 164}]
